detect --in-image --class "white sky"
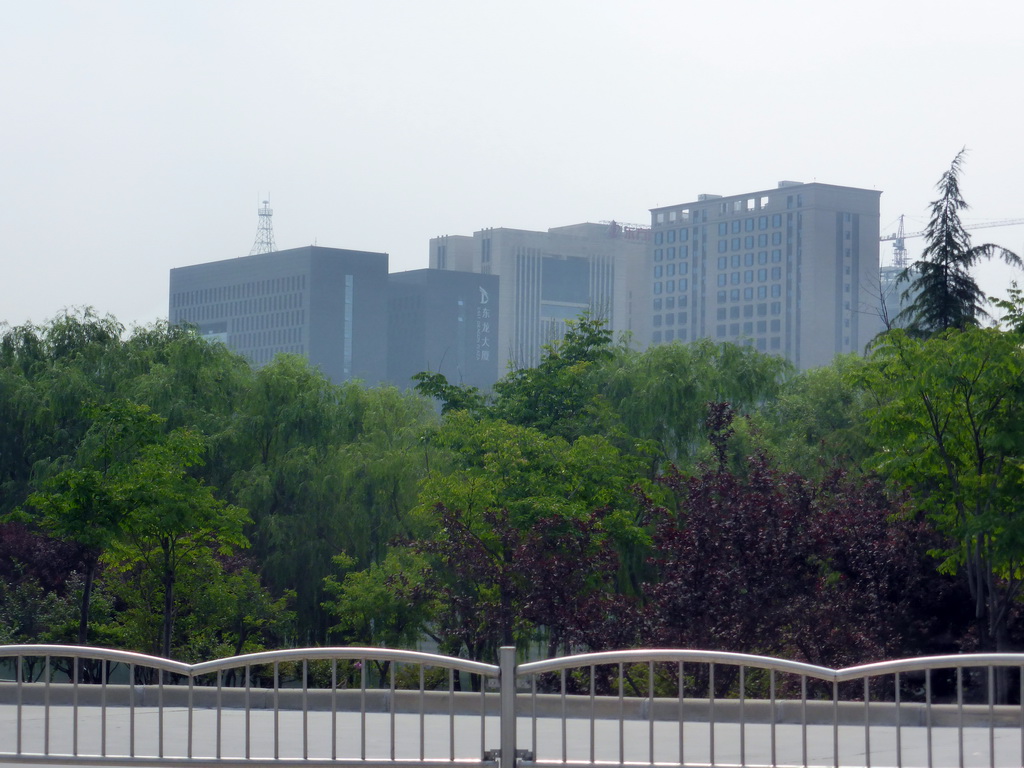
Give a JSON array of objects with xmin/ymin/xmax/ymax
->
[{"xmin": 3, "ymin": 0, "xmax": 1024, "ymax": 329}]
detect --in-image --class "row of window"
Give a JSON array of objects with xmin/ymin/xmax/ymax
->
[
  {"xmin": 172, "ymin": 275, "xmax": 306, "ymax": 308},
  {"xmin": 174, "ymin": 293, "xmax": 306, "ymax": 324},
  {"xmin": 653, "ymin": 246, "xmax": 689, "ymax": 261},
  {"xmin": 233, "ymin": 328, "xmax": 305, "ymax": 352},
  {"xmin": 229, "ymin": 310, "xmax": 306, "ymax": 333},
  {"xmin": 652, "ymin": 296, "xmax": 687, "ymax": 311},
  {"xmin": 653, "ymin": 278, "xmax": 688, "ymax": 295},
  {"xmin": 652, "ymin": 212, "xmax": 788, "ymax": 245},
  {"xmin": 717, "ymin": 232, "xmax": 784, "ymax": 252},
  {"xmin": 653, "ymin": 262, "xmax": 689, "ymax": 278},
  {"xmin": 716, "ymin": 268, "xmax": 784, "ymax": 286},
  {"xmin": 716, "ymin": 291, "xmax": 786, "ymax": 314},
  {"xmin": 717, "ymin": 251, "xmax": 784, "ymax": 269},
  {"xmin": 716, "ymin": 214, "xmax": 785, "ymax": 236},
  {"xmin": 652, "ymin": 312, "xmax": 688, "ymax": 327}
]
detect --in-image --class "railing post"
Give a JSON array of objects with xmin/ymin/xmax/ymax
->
[{"xmin": 500, "ymin": 646, "xmax": 517, "ymax": 768}]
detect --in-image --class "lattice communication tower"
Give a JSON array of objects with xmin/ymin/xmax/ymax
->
[{"xmin": 249, "ymin": 199, "xmax": 277, "ymax": 255}]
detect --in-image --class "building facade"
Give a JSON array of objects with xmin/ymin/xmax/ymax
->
[
  {"xmin": 429, "ymin": 222, "xmax": 648, "ymax": 371},
  {"xmin": 387, "ymin": 269, "xmax": 500, "ymax": 391},
  {"xmin": 169, "ymin": 246, "xmax": 389, "ymax": 384},
  {"xmin": 648, "ymin": 182, "xmax": 884, "ymax": 369}
]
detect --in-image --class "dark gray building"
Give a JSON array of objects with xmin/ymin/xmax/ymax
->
[
  {"xmin": 387, "ymin": 269, "xmax": 500, "ymax": 391},
  {"xmin": 169, "ymin": 246, "xmax": 389, "ymax": 384}
]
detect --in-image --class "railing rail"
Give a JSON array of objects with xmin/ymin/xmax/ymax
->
[{"xmin": 3, "ymin": 645, "xmax": 1024, "ymax": 767}]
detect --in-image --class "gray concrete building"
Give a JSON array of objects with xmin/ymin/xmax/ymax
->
[
  {"xmin": 387, "ymin": 269, "xmax": 500, "ymax": 391},
  {"xmin": 169, "ymin": 245, "xmax": 389, "ymax": 384},
  {"xmin": 429, "ymin": 222, "xmax": 648, "ymax": 372},
  {"xmin": 648, "ymin": 182, "xmax": 884, "ymax": 369}
]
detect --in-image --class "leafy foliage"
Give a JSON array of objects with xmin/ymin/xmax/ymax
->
[{"xmin": 857, "ymin": 327, "xmax": 1024, "ymax": 652}]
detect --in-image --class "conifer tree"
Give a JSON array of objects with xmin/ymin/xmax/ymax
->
[{"xmin": 898, "ymin": 149, "xmax": 1020, "ymax": 334}]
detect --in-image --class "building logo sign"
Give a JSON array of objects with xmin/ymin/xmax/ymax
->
[{"xmin": 476, "ymin": 286, "xmax": 491, "ymax": 362}]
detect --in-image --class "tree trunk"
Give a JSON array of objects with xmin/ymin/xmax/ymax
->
[
  {"xmin": 161, "ymin": 541, "xmax": 175, "ymax": 658},
  {"xmin": 77, "ymin": 554, "xmax": 97, "ymax": 649}
]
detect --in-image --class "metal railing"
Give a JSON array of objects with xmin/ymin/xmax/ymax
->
[{"xmin": 2, "ymin": 645, "xmax": 1024, "ymax": 767}]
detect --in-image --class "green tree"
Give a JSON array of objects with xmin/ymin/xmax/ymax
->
[
  {"xmin": 760, "ymin": 355, "xmax": 873, "ymax": 479},
  {"xmin": 857, "ymin": 327, "xmax": 1024, "ymax": 657},
  {"xmin": 898, "ymin": 149, "xmax": 1021, "ymax": 334},
  {"xmin": 103, "ymin": 424, "xmax": 249, "ymax": 658},
  {"xmin": 19, "ymin": 400, "xmax": 163, "ymax": 644},
  {"xmin": 490, "ymin": 313, "xmax": 619, "ymax": 442},
  {"xmin": 599, "ymin": 338, "xmax": 791, "ymax": 469}
]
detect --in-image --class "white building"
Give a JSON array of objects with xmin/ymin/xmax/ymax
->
[
  {"xmin": 647, "ymin": 182, "xmax": 884, "ymax": 369},
  {"xmin": 429, "ymin": 222, "xmax": 648, "ymax": 372}
]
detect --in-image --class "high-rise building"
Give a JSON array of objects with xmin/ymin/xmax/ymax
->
[
  {"xmin": 387, "ymin": 269, "xmax": 500, "ymax": 391},
  {"xmin": 169, "ymin": 245, "xmax": 389, "ymax": 384},
  {"xmin": 647, "ymin": 182, "xmax": 884, "ymax": 369},
  {"xmin": 429, "ymin": 222, "xmax": 648, "ymax": 371}
]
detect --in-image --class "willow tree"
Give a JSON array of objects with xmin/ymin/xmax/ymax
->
[{"xmin": 898, "ymin": 149, "xmax": 1021, "ymax": 335}]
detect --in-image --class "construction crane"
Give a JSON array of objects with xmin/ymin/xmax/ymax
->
[{"xmin": 880, "ymin": 214, "xmax": 1024, "ymax": 268}]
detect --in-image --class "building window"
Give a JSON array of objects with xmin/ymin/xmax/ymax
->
[
  {"xmin": 772, "ymin": 214, "xmax": 782, "ymax": 227},
  {"xmin": 653, "ymin": 299, "xmax": 662, "ymax": 310},
  {"xmin": 655, "ymin": 231, "xmax": 664, "ymax": 245},
  {"xmin": 653, "ymin": 331, "xmax": 662, "ymax": 343},
  {"xmin": 771, "ymin": 250, "xmax": 782, "ymax": 262},
  {"xmin": 771, "ymin": 285, "xmax": 782, "ymax": 297},
  {"xmin": 718, "ymin": 223, "xmax": 728, "ymax": 236},
  {"xmin": 718, "ymin": 240, "xmax": 728, "ymax": 253},
  {"xmin": 732, "ymin": 237, "xmax": 741, "ymax": 251},
  {"xmin": 732, "ymin": 220, "xmax": 742, "ymax": 234},
  {"xmin": 343, "ymin": 275, "xmax": 354, "ymax": 377},
  {"xmin": 654, "ymin": 266, "xmax": 663, "ymax": 278},
  {"xmin": 667, "ymin": 247, "xmax": 675, "ymax": 260},
  {"xmin": 679, "ymin": 228, "xmax": 688, "ymax": 241}
]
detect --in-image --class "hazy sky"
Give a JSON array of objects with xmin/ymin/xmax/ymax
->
[{"xmin": 4, "ymin": 1, "xmax": 1023, "ymax": 329}]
